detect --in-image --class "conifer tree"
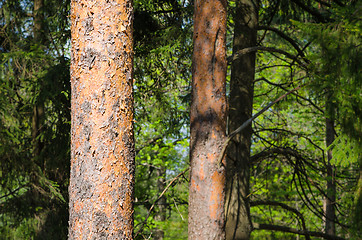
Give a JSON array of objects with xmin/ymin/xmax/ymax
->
[
  {"xmin": 69, "ymin": 0, "xmax": 135, "ymax": 238},
  {"xmin": 225, "ymin": 1, "xmax": 258, "ymax": 239},
  {"xmin": 188, "ymin": 0, "xmax": 228, "ymax": 239}
]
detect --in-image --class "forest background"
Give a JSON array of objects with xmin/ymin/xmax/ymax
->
[{"xmin": 0, "ymin": 0, "xmax": 361, "ymax": 239}]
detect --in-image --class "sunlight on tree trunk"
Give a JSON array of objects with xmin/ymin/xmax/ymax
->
[
  {"xmin": 188, "ymin": 0, "xmax": 228, "ymax": 239},
  {"xmin": 225, "ymin": 1, "xmax": 258, "ymax": 239},
  {"xmin": 69, "ymin": 0, "xmax": 135, "ymax": 239}
]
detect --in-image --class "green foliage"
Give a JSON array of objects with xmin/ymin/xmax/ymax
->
[
  {"xmin": 132, "ymin": 0, "xmax": 192, "ymax": 238},
  {"xmin": 327, "ymin": 135, "xmax": 361, "ymax": 167},
  {"xmin": 0, "ymin": 0, "xmax": 70, "ymax": 238},
  {"xmin": 292, "ymin": 2, "xmax": 362, "ymax": 144},
  {"xmin": 249, "ymin": 2, "xmax": 361, "ymax": 239},
  {"xmin": 0, "ymin": 0, "xmax": 360, "ymax": 239}
]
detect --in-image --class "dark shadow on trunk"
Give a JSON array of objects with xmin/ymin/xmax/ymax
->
[{"xmin": 225, "ymin": 1, "xmax": 258, "ymax": 239}]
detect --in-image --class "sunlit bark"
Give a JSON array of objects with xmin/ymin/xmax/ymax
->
[
  {"xmin": 69, "ymin": 0, "xmax": 135, "ymax": 239},
  {"xmin": 188, "ymin": 0, "xmax": 228, "ymax": 239}
]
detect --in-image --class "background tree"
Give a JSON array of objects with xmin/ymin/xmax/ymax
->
[
  {"xmin": 0, "ymin": 0, "xmax": 70, "ymax": 238},
  {"xmin": 69, "ymin": 0, "xmax": 134, "ymax": 239},
  {"xmin": 225, "ymin": 1, "xmax": 258, "ymax": 239},
  {"xmin": 246, "ymin": 1, "xmax": 361, "ymax": 239}
]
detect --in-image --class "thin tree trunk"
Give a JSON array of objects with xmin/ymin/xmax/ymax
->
[
  {"xmin": 354, "ymin": 166, "xmax": 362, "ymax": 232},
  {"xmin": 30, "ymin": 0, "xmax": 45, "ymax": 216},
  {"xmin": 69, "ymin": 0, "xmax": 135, "ymax": 239},
  {"xmin": 188, "ymin": 0, "xmax": 228, "ymax": 239},
  {"xmin": 324, "ymin": 101, "xmax": 336, "ymax": 236},
  {"xmin": 32, "ymin": 0, "xmax": 45, "ymax": 161},
  {"xmin": 225, "ymin": 1, "xmax": 258, "ymax": 239},
  {"xmin": 154, "ymin": 166, "xmax": 166, "ymax": 240}
]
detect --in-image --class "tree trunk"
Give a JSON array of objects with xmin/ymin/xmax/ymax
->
[
  {"xmin": 225, "ymin": 1, "xmax": 258, "ymax": 240},
  {"xmin": 154, "ymin": 167, "xmax": 166, "ymax": 240},
  {"xmin": 32, "ymin": 0, "xmax": 45, "ymax": 161},
  {"xmin": 30, "ymin": 0, "xmax": 45, "ymax": 217},
  {"xmin": 188, "ymin": 0, "xmax": 228, "ymax": 239},
  {"xmin": 69, "ymin": 1, "xmax": 135, "ymax": 239},
  {"xmin": 324, "ymin": 101, "xmax": 336, "ymax": 237}
]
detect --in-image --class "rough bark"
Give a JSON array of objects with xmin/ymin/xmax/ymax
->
[
  {"xmin": 188, "ymin": 0, "xmax": 228, "ymax": 239},
  {"xmin": 225, "ymin": 1, "xmax": 258, "ymax": 239},
  {"xmin": 69, "ymin": 0, "xmax": 135, "ymax": 239}
]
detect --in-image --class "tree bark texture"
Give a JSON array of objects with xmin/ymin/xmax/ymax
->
[
  {"xmin": 69, "ymin": 1, "xmax": 134, "ymax": 239},
  {"xmin": 188, "ymin": 0, "xmax": 228, "ymax": 239},
  {"xmin": 225, "ymin": 1, "xmax": 258, "ymax": 240}
]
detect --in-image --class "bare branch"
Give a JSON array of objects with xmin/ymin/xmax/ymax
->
[
  {"xmin": 251, "ymin": 200, "xmax": 310, "ymax": 240},
  {"xmin": 250, "ymin": 146, "xmax": 302, "ymax": 165},
  {"xmin": 218, "ymin": 85, "xmax": 302, "ymax": 166},
  {"xmin": 227, "ymin": 46, "xmax": 308, "ymax": 68},
  {"xmin": 257, "ymin": 26, "xmax": 308, "ymax": 60},
  {"xmin": 257, "ymin": 77, "xmax": 324, "ymax": 113},
  {"xmin": 0, "ymin": 185, "xmax": 28, "ymax": 200},
  {"xmin": 134, "ymin": 168, "xmax": 189, "ymax": 238},
  {"xmin": 253, "ymin": 223, "xmax": 346, "ymax": 240}
]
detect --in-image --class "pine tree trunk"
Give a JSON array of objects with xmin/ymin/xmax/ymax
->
[
  {"xmin": 188, "ymin": 0, "xmax": 228, "ymax": 239},
  {"xmin": 69, "ymin": 1, "xmax": 135, "ymax": 239},
  {"xmin": 225, "ymin": 1, "xmax": 258, "ymax": 239}
]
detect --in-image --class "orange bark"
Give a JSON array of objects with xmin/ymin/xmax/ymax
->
[
  {"xmin": 69, "ymin": 0, "xmax": 134, "ymax": 239},
  {"xmin": 188, "ymin": 0, "xmax": 228, "ymax": 239}
]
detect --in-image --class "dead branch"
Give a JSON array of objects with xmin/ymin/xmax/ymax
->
[
  {"xmin": 218, "ymin": 85, "xmax": 302, "ymax": 167},
  {"xmin": 134, "ymin": 167, "xmax": 189, "ymax": 238}
]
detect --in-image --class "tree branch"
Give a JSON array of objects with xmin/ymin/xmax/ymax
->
[
  {"xmin": 134, "ymin": 168, "xmax": 189, "ymax": 238},
  {"xmin": 218, "ymin": 85, "xmax": 302, "ymax": 166},
  {"xmin": 257, "ymin": 26, "xmax": 308, "ymax": 60},
  {"xmin": 227, "ymin": 46, "xmax": 308, "ymax": 68},
  {"xmin": 290, "ymin": 0, "xmax": 329, "ymax": 22},
  {"xmin": 257, "ymin": 77, "xmax": 324, "ymax": 113},
  {"xmin": 0, "ymin": 185, "xmax": 28, "ymax": 200},
  {"xmin": 251, "ymin": 200, "xmax": 310, "ymax": 240},
  {"xmin": 250, "ymin": 146, "xmax": 303, "ymax": 165},
  {"xmin": 135, "ymin": 136, "xmax": 162, "ymax": 155},
  {"xmin": 253, "ymin": 223, "xmax": 346, "ymax": 240}
]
